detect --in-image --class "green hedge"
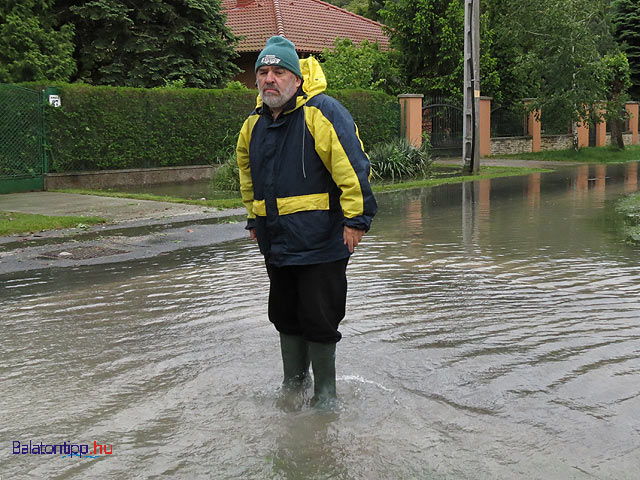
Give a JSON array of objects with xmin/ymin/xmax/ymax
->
[
  {"xmin": 42, "ymin": 84, "xmax": 256, "ymax": 172},
  {"xmin": 328, "ymin": 89, "xmax": 401, "ymax": 151},
  {"xmin": 34, "ymin": 84, "xmax": 399, "ymax": 172}
]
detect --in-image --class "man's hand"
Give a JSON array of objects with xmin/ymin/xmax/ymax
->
[
  {"xmin": 343, "ymin": 226, "xmax": 364, "ymax": 253},
  {"xmin": 249, "ymin": 228, "xmax": 257, "ymax": 241}
]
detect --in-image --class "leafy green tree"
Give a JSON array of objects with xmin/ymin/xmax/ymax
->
[
  {"xmin": 604, "ymin": 52, "xmax": 632, "ymax": 149},
  {"xmin": 483, "ymin": 0, "xmax": 534, "ymax": 105},
  {"xmin": 322, "ymin": 0, "xmax": 368, "ymax": 14},
  {"xmin": 380, "ymin": 0, "xmax": 465, "ymax": 97},
  {"xmin": 0, "ymin": 0, "xmax": 76, "ymax": 83},
  {"xmin": 54, "ymin": 0, "xmax": 239, "ymax": 88},
  {"xmin": 363, "ymin": 0, "xmax": 386, "ymax": 22},
  {"xmin": 320, "ymin": 38, "xmax": 401, "ymax": 92},
  {"xmin": 477, "ymin": 10, "xmax": 501, "ymax": 103},
  {"xmin": 612, "ymin": 0, "xmax": 640, "ymax": 100},
  {"xmin": 497, "ymin": 0, "xmax": 614, "ymax": 131},
  {"xmin": 379, "ymin": 0, "xmax": 499, "ymax": 100},
  {"xmin": 344, "ymin": 0, "xmax": 369, "ymax": 16}
]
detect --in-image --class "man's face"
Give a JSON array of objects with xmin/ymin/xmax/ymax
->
[{"xmin": 256, "ymin": 66, "xmax": 301, "ymax": 110}]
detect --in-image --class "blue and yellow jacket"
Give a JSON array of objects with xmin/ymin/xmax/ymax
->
[{"xmin": 236, "ymin": 57, "xmax": 377, "ymax": 266}]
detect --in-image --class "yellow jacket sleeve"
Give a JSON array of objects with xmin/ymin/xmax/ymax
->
[{"xmin": 236, "ymin": 115, "xmax": 260, "ymax": 220}]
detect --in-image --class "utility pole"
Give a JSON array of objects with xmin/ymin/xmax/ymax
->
[{"xmin": 463, "ymin": 0, "xmax": 480, "ymax": 173}]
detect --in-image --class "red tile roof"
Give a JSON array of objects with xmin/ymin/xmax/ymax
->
[{"xmin": 222, "ymin": 0, "xmax": 389, "ymax": 53}]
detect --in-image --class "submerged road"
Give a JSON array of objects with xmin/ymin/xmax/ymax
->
[{"xmin": 2, "ymin": 161, "xmax": 640, "ymax": 478}]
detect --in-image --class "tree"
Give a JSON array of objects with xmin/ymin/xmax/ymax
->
[
  {"xmin": 54, "ymin": 0, "xmax": 239, "ymax": 88},
  {"xmin": 612, "ymin": 0, "xmax": 640, "ymax": 100},
  {"xmin": 483, "ymin": 0, "xmax": 536, "ymax": 106},
  {"xmin": 0, "ymin": 0, "xmax": 76, "ymax": 83},
  {"xmin": 485, "ymin": 0, "xmax": 635, "ymax": 149},
  {"xmin": 494, "ymin": 0, "xmax": 618, "ymax": 142},
  {"xmin": 320, "ymin": 38, "xmax": 401, "ymax": 92},
  {"xmin": 478, "ymin": 9, "xmax": 501, "ymax": 103},
  {"xmin": 322, "ymin": 0, "xmax": 369, "ymax": 16},
  {"xmin": 604, "ymin": 52, "xmax": 632, "ymax": 149},
  {"xmin": 379, "ymin": 0, "xmax": 499, "ymax": 100},
  {"xmin": 363, "ymin": 0, "xmax": 386, "ymax": 22},
  {"xmin": 380, "ymin": 0, "xmax": 465, "ymax": 97}
]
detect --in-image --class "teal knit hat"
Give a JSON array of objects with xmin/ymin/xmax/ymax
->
[{"xmin": 255, "ymin": 36, "xmax": 302, "ymax": 78}]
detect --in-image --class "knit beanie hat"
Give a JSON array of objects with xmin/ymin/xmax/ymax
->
[{"xmin": 255, "ymin": 36, "xmax": 302, "ymax": 78}]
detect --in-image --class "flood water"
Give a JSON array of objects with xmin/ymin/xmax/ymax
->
[
  {"xmin": 111, "ymin": 181, "xmax": 240, "ymax": 200},
  {"xmin": 2, "ymin": 163, "xmax": 640, "ymax": 479}
]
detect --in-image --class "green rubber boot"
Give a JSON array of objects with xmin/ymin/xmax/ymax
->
[
  {"xmin": 279, "ymin": 333, "xmax": 310, "ymax": 388},
  {"xmin": 308, "ymin": 341, "xmax": 338, "ymax": 409}
]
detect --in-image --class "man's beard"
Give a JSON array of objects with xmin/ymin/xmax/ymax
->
[{"xmin": 260, "ymin": 80, "xmax": 299, "ymax": 110}]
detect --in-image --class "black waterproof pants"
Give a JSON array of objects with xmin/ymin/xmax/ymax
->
[{"xmin": 265, "ymin": 257, "xmax": 349, "ymax": 343}]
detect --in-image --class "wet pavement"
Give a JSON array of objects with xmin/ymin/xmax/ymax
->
[{"xmin": 0, "ymin": 191, "xmax": 229, "ymax": 221}]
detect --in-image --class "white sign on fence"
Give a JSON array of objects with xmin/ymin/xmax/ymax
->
[{"xmin": 48, "ymin": 95, "xmax": 61, "ymax": 107}]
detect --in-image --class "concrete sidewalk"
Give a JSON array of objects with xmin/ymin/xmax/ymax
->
[
  {"xmin": 0, "ymin": 192, "xmax": 248, "ymax": 275},
  {"xmin": 0, "ymin": 191, "xmax": 241, "ymax": 223}
]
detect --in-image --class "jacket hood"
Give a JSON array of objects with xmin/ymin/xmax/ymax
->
[{"xmin": 255, "ymin": 56, "xmax": 327, "ymax": 111}]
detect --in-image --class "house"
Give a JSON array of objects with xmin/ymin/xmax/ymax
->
[{"xmin": 221, "ymin": 0, "xmax": 390, "ymax": 86}]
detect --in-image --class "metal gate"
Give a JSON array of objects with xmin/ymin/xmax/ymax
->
[
  {"xmin": 0, "ymin": 84, "xmax": 47, "ymax": 193},
  {"xmin": 588, "ymin": 122, "xmax": 597, "ymax": 147},
  {"xmin": 422, "ymin": 97, "xmax": 463, "ymax": 157}
]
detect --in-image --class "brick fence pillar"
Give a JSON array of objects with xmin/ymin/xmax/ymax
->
[
  {"xmin": 626, "ymin": 102, "xmax": 639, "ymax": 145},
  {"xmin": 576, "ymin": 121, "xmax": 589, "ymax": 148},
  {"xmin": 524, "ymin": 99, "xmax": 541, "ymax": 152},
  {"xmin": 398, "ymin": 94, "xmax": 424, "ymax": 147},
  {"xmin": 479, "ymin": 96, "xmax": 492, "ymax": 157}
]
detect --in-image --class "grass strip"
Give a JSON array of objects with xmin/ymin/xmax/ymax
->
[
  {"xmin": 372, "ymin": 166, "xmax": 552, "ymax": 193},
  {"xmin": 53, "ymin": 189, "xmax": 244, "ymax": 210},
  {"xmin": 0, "ymin": 212, "xmax": 105, "ymax": 236},
  {"xmin": 496, "ymin": 145, "xmax": 640, "ymax": 163}
]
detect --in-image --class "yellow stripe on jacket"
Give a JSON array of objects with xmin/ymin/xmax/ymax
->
[{"xmin": 252, "ymin": 193, "xmax": 330, "ymax": 216}]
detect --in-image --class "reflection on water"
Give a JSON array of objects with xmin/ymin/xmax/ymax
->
[
  {"xmin": 108, "ymin": 181, "xmax": 240, "ymax": 200},
  {"xmin": 2, "ymin": 163, "xmax": 640, "ymax": 479},
  {"xmin": 625, "ymin": 162, "xmax": 638, "ymax": 193}
]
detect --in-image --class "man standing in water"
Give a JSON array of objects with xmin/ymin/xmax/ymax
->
[{"xmin": 236, "ymin": 36, "xmax": 377, "ymax": 408}]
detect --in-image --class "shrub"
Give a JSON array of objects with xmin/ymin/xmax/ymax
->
[
  {"xmin": 615, "ymin": 192, "xmax": 640, "ymax": 245},
  {"xmin": 225, "ymin": 80, "xmax": 249, "ymax": 90},
  {"xmin": 368, "ymin": 137, "xmax": 433, "ymax": 182},
  {"xmin": 211, "ymin": 152, "xmax": 240, "ymax": 191}
]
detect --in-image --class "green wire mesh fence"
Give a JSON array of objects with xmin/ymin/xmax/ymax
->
[{"xmin": 0, "ymin": 85, "xmax": 46, "ymax": 191}]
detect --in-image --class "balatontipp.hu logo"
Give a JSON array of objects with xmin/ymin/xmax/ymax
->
[{"xmin": 13, "ymin": 440, "xmax": 113, "ymax": 459}]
